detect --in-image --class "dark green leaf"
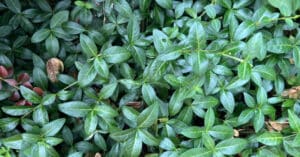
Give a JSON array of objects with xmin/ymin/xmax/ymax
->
[
  {"xmin": 20, "ymin": 86, "xmax": 42, "ymax": 104},
  {"xmin": 5, "ymin": 0, "xmax": 21, "ymax": 13},
  {"xmin": 103, "ymin": 46, "xmax": 131, "ymax": 64},
  {"xmin": 80, "ymin": 34, "xmax": 98, "ymax": 57},
  {"xmin": 257, "ymin": 132, "xmax": 283, "ymax": 146},
  {"xmin": 77, "ymin": 63, "xmax": 97, "ymax": 87},
  {"xmin": 220, "ymin": 91, "xmax": 235, "ymax": 113},
  {"xmin": 216, "ymin": 138, "xmax": 248, "ymax": 155},
  {"xmin": 31, "ymin": 29, "xmax": 50, "ymax": 43},
  {"xmin": 288, "ymin": 110, "xmax": 300, "ymax": 132},
  {"xmin": 58, "ymin": 101, "xmax": 92, "ymax": 117},
  {"xmin": 137, "ymin": 103, "xmax": 159, "ymax": 128},
  {"xmin": 41, "ymin": 118, "xmax": 65, "ymax": 136},
  {"xmin": 155, "ymin": 0, "xmax": 172, "ymax": 9},
  {"xmin": 50, "ymin": 10, "xmax": 69, "ymax": 28}
]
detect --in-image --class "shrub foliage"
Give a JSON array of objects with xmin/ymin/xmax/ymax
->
[{"xmin": 1, "ymin": 0, "xmax": 300, "ymax": 156}]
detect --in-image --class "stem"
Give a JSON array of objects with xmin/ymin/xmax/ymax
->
[
  {"xmin": 220, "ymin": 53, "xmax": 244, "ymax": 63},
  {"xmin": 0, "ymin": 77, "xmax": 20, "ymax": 90},
  {"xmin": 62, "ymin": 81, "xmax": 78, "ymax": 91}
]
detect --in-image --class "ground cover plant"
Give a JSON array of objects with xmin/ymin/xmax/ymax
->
[{"xmin": 1, "ymin": 0, "xmax": 300, "ymax": 156}]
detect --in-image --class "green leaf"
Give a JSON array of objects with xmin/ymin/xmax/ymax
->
[
  {"xmin": 202, "ymin": 133, "xmax": 215, "ymax": 150},
  {"xmin": 253, "ymin": 65, "xmax": 276, "ymax": 80},
  {"xmin": 63, "ymin": 21, "xmax": 85, "ymax": 34},
  {"xmin": 58, "ymin": 101, "xmax": 92, "ymax": 117},
  {"xmin": 293, "ymin": 46, "xmax": 300, "ymax": 68},
  {"xmin": 153, "ymin": 29, "xmax": 170, "ymax": 53},
  {"xmin": 209, "ymin": 125, "xmax": 234, "ymax": 140},
  {"xmin": 99, "ymin": 82, "xmax": 118, "ymax": 99},
  {"xmin": 50, "ymin": 10, "xmax": 69, "ymax": 28},
  {"xmin": 159, "ymin": 138, "xmax": 176, "ymax": 150},
  {"xmin": 233, "ymin": 20, "xmax": 256, "ymax": 40},
  {"xmin": 2, "ymin": 134, "xmax": 22, "ymax": 149},
  {"xmin": 93, "ymin": 57, "xmax": 109, "ymax": 78},
  {"xmin": 257, "ymin": 87, "xmax": 267, "ymax": 105},
  {"xmin": 179, "ymin": 148, "xmax": 212, "ymax": 157},
  {"xmin": 253, "ymin": 109, "xmax": 265, "ymax": 132},
  {"xmin": 0, "ymin": 117, "xmax": 19, "ymax": 132},
  {"xmin": 288, "ymin": 110, "xmax": 300, "ymax": 132},
  {"xmin": 20, "ymin": 86, "xmax": 42, "ymax": 104},
  {"xmin": 243, "ymin": 92, "xmax": 256, "ymax": 108},
  {"xmin": 114, "ymin": 0, "xmax": 133, "ymax": 18},
  {"xmin": 188, "ymin": 21, "xmax": 206, "ymax": 50},
  {"xmin": 124, "ymin": 133, "xmax": 142, "ymax": 157},
  {"xmin": 257, "ymin": 132, "xmax": 283, "ymax": 146},
  {"xmin": 247, "ymin": 32, "xmax": 266, "ymax": 60},
  {"xmin": 267, "ymin": 37, "xmax": 293, "ymax": 54},
  {"xmin": 137, "ymin": 103, "xmax": 159, "ymax": 128},
  {"xmin": 142, "ymin": 84, "xmax": 157, "ymax": 105},
  {"xmin": 110, "ymin": 128, "xmax": 136, "ymax": 142},
  {"xmin": 94, "ymin": 104, "xmax": 118, "ymax": 118},
  {"xmin": 216, "ymin": 138, "xmax": 248, "ymax": 155},
  {"xmin": 220, "ymin": 91, "xmax": 235, "ymax": 113},
  {"xmin": 238, "ymin": 62, "xmax": 251, "ymax": 80},
  {"xmin": 77, "ymin": 63, "xmax": 97, "ymax": 87},
  {"xmin": 268, "ymin": 0, "xmax": 292, "ymax": 16},
  {"xmin": 41, "ymin": 118, "xmax": 65, "ymax": 136},
  {"xmin": 84, "ymin": 111, "xmax": 98, "ymax": 135},
  {"xmin": 33, "ymin": 106, "xmax": 49, "ymax": 125},
  {"xmin": 180, "ymin": 126, "xmax": 205, "ymax": 138},
  {"xmin": 155, "ymin": 0, "xmax": 172, "ymax": 9},
  {"xmin": 45, "ymin": 137, "xmax": 63, "ymax": 146},
  {"xmin": 45, "ymin": 35, "xmax": 59, "ymax": 57},
  {"xmin": 192, "ymin": 96, "xmax": 219, "ymax": 108},
  {"xmin": 138, "ymin": 129, "xmax": 159, "ymax": 146},
  {"xmin": 94, "ymin": 133, "xmax": 107, "ymax": 151},
  {"xmin": 5, "ymin": 0, "xmax": 21, "ymax": 13},
  {"xmin": 127, "ymin": 16, "xmax": 140, "ymax": 44},
  {"xmin": 80, "ymin": 34, "xmax": 98, "ymax": 57},
  {"xmin": 103, "ymin": 46, "xmax": 131, "ymax": 64},
  {"xmin": 238, "ymin": 109, "xmax": 254, "ymax": 124},
  {"xmin": 31, "ymin": 29, "xmax": 50, "ymax": 43},
  {"xmin": 205, "ymin": 107, "xmax": 215, "ymax": 129},
  {"xmin": 33, "ymin": 67, "xmax": 48, "ymax": 90},
  {"xmin": 156, "ymin": 47, "xmax": 182, "ymax": 61},
  {"xmin": 1, "ymin": 106, "xmax": 32, "ymax": 116}
]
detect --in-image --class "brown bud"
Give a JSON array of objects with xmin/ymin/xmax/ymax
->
[
  {"xmin": 17, "ymin": 73, "xmax": 30, "ymax": 83},
  {"xmin": 10, "ymin": 91, "xmax": 20, "ymax": 101},
  {"xmin": 46, "ymin": 58, "xmax": 64, "ymax": 82},
  {"xmin": 0, "ymin": 66, "xmax": 8, "ymax": 78},
  {"xmin": 22, "ymin": 81, "xmax": 33, "ymax": 89},
  {"xmin": 25, "ymin": 101, "xmax": 32, "ymax": 106},
  {"xmin": 33, "ymin": 87, "xmax": 44, "ymax": 96},
  {"xmin": 16, "ymin": 99, "xmax": 26, "ymax": 106}
]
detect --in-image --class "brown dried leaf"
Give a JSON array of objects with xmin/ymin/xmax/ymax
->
[
  {"xmin": 94, "ymin": 153, "xmax": 101, "ymax": 157},
  {"xmin": 46, "ymin": 58, "xmax": 64, "ymax": 82},
  {"xmin": 268, "ymin": 120, "xmax": 289, "ymax": 131},
  {"xmin": 234, "ymin": 129, "xmax": 239, "ymax": 137},
  {"xmin": 282, "ymin": 86, "xmax": 300, "ymax": 99}
]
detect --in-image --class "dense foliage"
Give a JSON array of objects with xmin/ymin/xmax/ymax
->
[{"xmin": 1, "ymin": 0, "xmax": 300, "ymax": 156}]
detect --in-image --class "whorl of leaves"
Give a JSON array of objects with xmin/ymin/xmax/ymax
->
[{"xmin": 0, "ymin": 0, "xmax": 300, "ymax": 157}]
